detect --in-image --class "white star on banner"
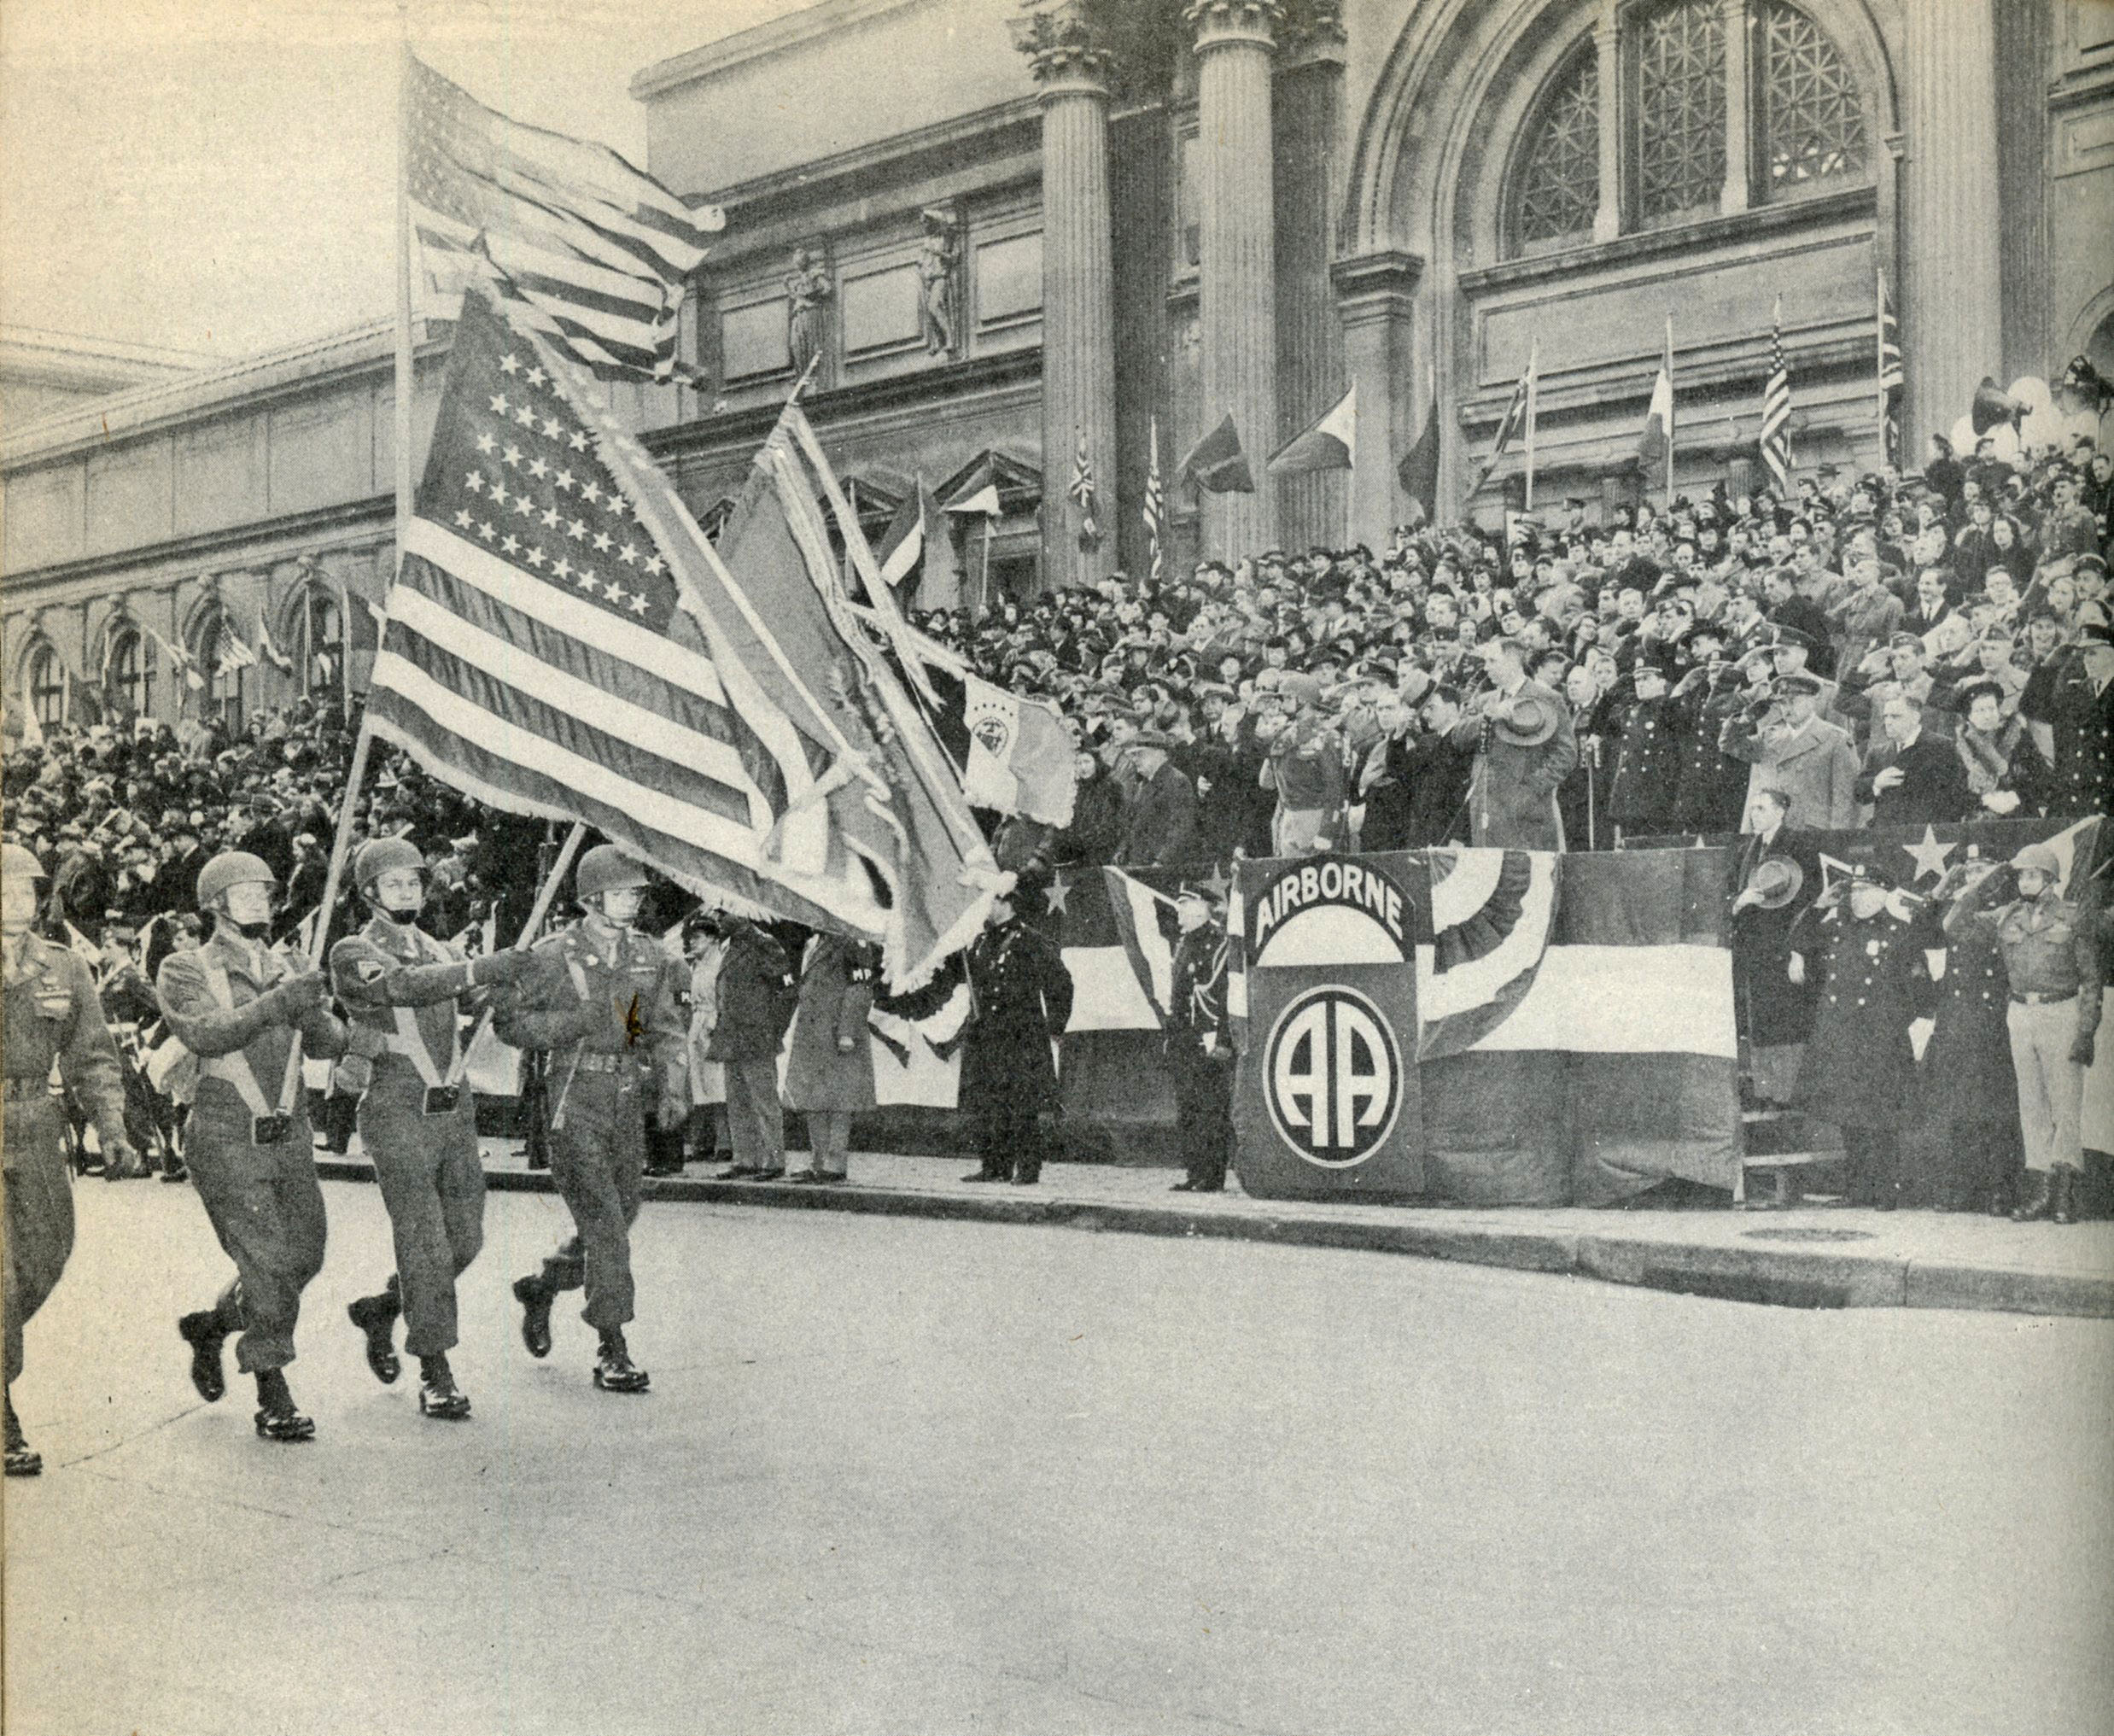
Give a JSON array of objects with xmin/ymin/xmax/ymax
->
[
  {"xmin": 525, "ymin": 547, "xmax": 546, "ymax": 569},
  {"xmin": 488, "ymin": 394, "xmax": 510, "ymax": 416},
  {"xmin": 453, "ymin": 508, "xmax": 474, "ymax": 529},
  {"xmin": 541, "ymin": 416, "xmax": 563, "ymax": 439},
  {"xmin": 567, "ymin": 518, "xmax": 587, "ymax": 541},
  {"xmin": 575, "ymin": 568, "xmax": 598, "ymax": 591},
  {"xmin": 515, "ymin": 404, "xmax": 537, "ymax": 428},
  {"xmin": 628, "ymin": 593, "xmax": 651, "ymax": 616},
  {"xmin": 476, "ymin": 521, "xmax": 496, "ymax": 542},
  {"xmin": 554, "ymin": 471, "xmax": 575, "ymax": 493},
  {"xmin": 540, "ymin": 507, "xmax": 560, "ymax": 529},
  {"xmin": 528, "ymin": 457, "xmax": 549, "ymax": 479},
  {"xmin": 464, "ymin": 472, "xmax": 484, "ymax": 493},
  {"xmin": 552, "ymin": 558, "xmax": 573, "ymax": 582},
  {"xmin": 526, "ymin": 365, "xmax": 547, "ymax": 389},
  {"xmin": 502, "ymin": 445, "xmax": 523, "ymax": 468},
  {"xmin": 475, "ymin": 432, "xmax": 495, "ymax": 454},
  {"xmin": 567, "ymin": 430, "xmax": 588, "ymax": 452},
  {"xmin": 1902, "ymin": 826, "xmax": 1957, "ymax": 881},
  {"xmin": 500, "ymin": 533, "xmax": 520, "ymax": 556},
  {"xmin": 499, "ymin": 354, "xmax": 521, "ymax": 375},
  {"xmin": 617, "ymin": 543, "xmax": 639, "ymax": 566},
  {"xmin": 593, "ymin": 531, "xmax": 613, "ymax": 553},
  {"xmin": 581, "ymin": 482, "xmax": 603, "ymax": 506}
]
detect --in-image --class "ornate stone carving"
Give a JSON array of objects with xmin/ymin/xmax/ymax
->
[
  {"xmin": 1183, "ymin": 0, "xmax": 1283, "ymax": 53},
  {"xmin": 1012, "ymin": 2, "xmax": 1115, "ymax": 89},
  {"xmin": 916, "ymin": 207, "xmax": 962, "ymax": 357},
  {"xmin": 784, "ymin": 246, "xmax": 833, "ymax": 381}
]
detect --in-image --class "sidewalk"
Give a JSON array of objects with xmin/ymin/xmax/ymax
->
[{"xmin": 315, "ymin": 1143, "xmax": 2114, "ymax": 1320}]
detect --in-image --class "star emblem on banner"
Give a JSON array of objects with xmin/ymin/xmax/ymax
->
[
  {"xmin": 1043, "ymin": 873, "xmax": 1072, "ymax": 917},
  {"xmin": 1901, "ymin": 825, "xmax": 1956, "ymax": 882}
]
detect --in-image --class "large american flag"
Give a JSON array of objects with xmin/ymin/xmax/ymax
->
[
  {"xmin": 1877, "ymin": 264, "xmax": 1904, "ymax": 468},
  {"xmin": 403, "ymin": 55, "xmax": 721, "ymax": 384},
  {"xmin": 366, "ymin": 289, "xmax": 985, "ymax": 970},
  {"xmin": 1759, "ymin": 296, "xmax": 1792, "ymax": 493},
  {"xmin": 1142, "ymin": 416, "xmax": 1165, "ymax": 582}
]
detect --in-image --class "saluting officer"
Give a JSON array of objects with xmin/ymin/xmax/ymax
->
[
  {"xmin": 1945, "ymin": 844, "xmax": 2105, "ymax": 1224},
  {"xmin": 1789, "ymin": 869, "xmax": 1923, "ymax": 1210},
  {"xmin": 3, "ymin": 843, "xmax": 139, "ymax": 1477},
  {"xmin": 1607, "ymin": 663, "xmax": 1681, "ymax": 840},
  {"xmin": 1165, "ymin": 880, "xmax": 1234, "ymax": 1194},
  {"xmin": 330, "ymin": 838, "xmax": 536, "ymax": 1420},
  {"xmin": 959, "ymin": 869, "xmax": 1074, "ymax": 1186},
  {"xmin": 155, "ymin": 851, "xmax": 348, "ymax": 1443},
  {"xmin": 496, "ymin": 846, "xmax": 686, "ymax": 1394}
]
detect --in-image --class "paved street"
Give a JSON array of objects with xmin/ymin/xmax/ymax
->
[{"xmin": 6, "ymin": 1180, "xmax": 2111, "ymax": 1736}]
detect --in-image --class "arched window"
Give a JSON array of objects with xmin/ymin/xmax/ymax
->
[
  {"xmin": 26, "ymin": 645, "xmax": 65, "ymax": 728},
  {"xmin": 301, "ymin": 588, "xmax": 343, "ymax": 699},
  {"xmin": 1759, "ymin": 0, "xmax": 1866, "ymax": 196},
  {"xmin": 108, "ymin": 626, "xmax": 155, "ymax": 719},
  {"xmin": 198, "ymin": 610, "xmax": 250, "ymax": 731},
  {"xmin": 1510, "ymin": 47, "xmax": 1601, "ymax": 251},
  {"xmin": 1504, "ymin": 1, "xmax": 1868, "ymax": 256}
]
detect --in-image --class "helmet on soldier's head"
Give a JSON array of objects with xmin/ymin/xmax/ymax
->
[
  {"xmin": 575, "ymin": 845, "xmax": 649, "ymax": 903},
  {"xmin": 354, "ymin": 835, "xmax": 426, "ymax": 894},
  {"xmin": 2010, "ymin": 843, "xmax": 2061, "ymax": 883},
  {"xmin": 196, "ymin": 850, "xmax": 277, "ymax": 911},
  {"xmin": 3, "ymin": 841, "xmax": 46, "ymax": 883}
]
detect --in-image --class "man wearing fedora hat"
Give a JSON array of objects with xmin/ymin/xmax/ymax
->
[
  {"xmin": 1728, "ymin": 788, "xmax": 1820, "ymax": 1137},
  {"xmin": 1449, "ymin": 638, "xmax": 1576, "ymax": 850},
  {"xmin": 1116, "ymin": 731, "xmax": 1199, "ymax": 868}
]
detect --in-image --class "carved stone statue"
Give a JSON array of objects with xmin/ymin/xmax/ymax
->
[
  {"xmin": 785, "ymin": 247, "xmax": 833, "ymax": 379},
  {"xmin": 916, "ymin": 219, "xmax": 960, "ymax": 356}
]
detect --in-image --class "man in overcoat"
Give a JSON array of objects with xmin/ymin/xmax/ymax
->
[
  {"xmin": 784, "ymin": 932, "xmax": 878, "ymax": 1184},
  {"xmin": 1449, "ymin": 638, "xmax": 1577, "ymax": 850},
  {"xmin": 960, "ymin": 872, "xmax": 1074, "ymax": 1186}
]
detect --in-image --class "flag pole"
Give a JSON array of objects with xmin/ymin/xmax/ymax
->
[
  {"xmin": 394, "ymin": 23, "xmax": 415, "ymax": 580},
  {"xmin": 441, "ymin": 821, "xmax": 588, "ymax": 1090},
  {"xmin": 1663, "ymin": 313, "xmax": 1676, "ymax": 513},
  {"xmin": 1523, "ymin": 334, "xmax": 1539, "ymax": 514}
]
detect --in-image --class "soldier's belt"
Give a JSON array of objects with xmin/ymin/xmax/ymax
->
[
  {"xmin": 421, "ymin": 1084, "xmax": 463, "ymax": 1116},
  {"xmin": 249, "ymin": 1113, "xmax": 294, "ymax": 1146},
  {"xmin": 574, "ymin": 1049, "xmax": 645, "ymax": 1075},
  {"xmin": 2010, "ymin": 990, "xmax": 2077, "ymax": 1007}
]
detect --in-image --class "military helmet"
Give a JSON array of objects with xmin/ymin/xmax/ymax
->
[
  {"xmin": 354, "ymin": 835, "xmax": 426, "ymax": 892},
  {"xmin": 2011, "ymin": 843, "xmax": 2061, "ymax": 882},
  {"xmin": 196, "ymin": 850, "xmax": 278, "ymax": 911},
  {"xmin": 575, "ymin": 845, "xmax": 650, "ymax": 902},
  {"xmin": 3, "ymin": 841, "xmax": 46, "ymax": 883}
]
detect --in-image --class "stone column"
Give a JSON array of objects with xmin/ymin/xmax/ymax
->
[
  {"xmin": 1591, "ymin": 3, "xmax": 1621, "ymax": 243},
  {"xmin": 1330, "ymin": 250, "xmax": 1422, "ymax": 553},
  {"xmin": 1188, "ymin": 0, "xmax": 1282, "ymax": 560},
  {"xmin": 1274, "ymin": 3, "xmax": 1347, "ymax": 552},
  {"xmin": 1016, "ymin": 9, "xmax": 1119, "ymax": 591},
  {"xmin": 1901, "ymin": 0, "xmax": 2003, "ymax": 452},
  {"xmin": 1720, "ymin": 0, "xmax": 1752, "ymax": 215}
]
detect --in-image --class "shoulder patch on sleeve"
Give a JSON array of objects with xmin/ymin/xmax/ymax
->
[{"xmin": 355, "ymin": 958, "xmax": 387, "ymax": 985}]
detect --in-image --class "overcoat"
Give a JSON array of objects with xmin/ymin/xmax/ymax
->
[
  {"xmin": 783, "ymin": 933, "xmax": 878, "ymax": 1113},
  {"xmin": 959, "ymin": 917, "xmax": 1074, "ymax": 1113}
]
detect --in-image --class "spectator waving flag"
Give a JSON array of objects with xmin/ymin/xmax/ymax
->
[
  {"xmin": 1876, "ymin": 265, "xmax": 1904, "ymax": 469},
  {"xmin": 402, "ymin": 55, "xmax": 722, "ymax": 385},
  {"xmin": 1142, "ymin": 415, "xmax": 1166, "ymax": 582},
  {"xmin": 364, "ymin": 286, "xmax": 996, "ymax": 988},
  {"xmin": 1759, "ymin": 295, "xmax": 1793, "ymax": 494}
]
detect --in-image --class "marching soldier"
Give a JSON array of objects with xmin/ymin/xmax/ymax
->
[
  {"xmin": 155, "ymin": 851, "xmax": 348, "ymax": 1443},
  {"xmin": 1165, "ymin": 881, "xmax": 1234, "ymax": 1194},
  {"xmin": 330, "ymin": 838, "xmax": 536, "ymax": 1420},
  {"xmin": 496, "ymin": 846, "xmax": 686, "ymax": 1394},
  {"xmin": 1946, "ymin": 845, "xmax": 2105, "ymax": 1224},
  {"xmin": 959, "ymin": 870, "xmax": 1074, "ymax": 1186},
  {"xmin": 4, "ymin": 844, "xmax": 140, "ymax": 1476}
]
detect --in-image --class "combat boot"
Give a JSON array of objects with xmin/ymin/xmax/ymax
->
[
  {"xmin": 2012, "ymin": 1170, "xmax": 2054, "ymax": 1222},
  {"xmin": 512, "ymin": 1274, "xmax": 554, "ymax": 1359},
  {"xmin": 593, "ymin": 1330, "xmax": 650, "ymax": 1394},
  {"xmin": 253, "ymin": 1370, "xmax": 316, "ymax": 1444},
  {"xmin": 4, "ymin": 1395, "xmax": 42, "ymax": 1478},
  {"xmin": 347, "ymin": 1283, "xmax": 402, "ymax": 1385},
  {"xmin": 2051, "ymin": 1165, "xmax": 2079, "ymax": 1225},
  {"xmin": 417, "ymin": 1355, "xmax": 471, "ymax": 1421},
  {"xmin": 178, "ymin": 1310, "xmax": 228, "ymax": 1403}
]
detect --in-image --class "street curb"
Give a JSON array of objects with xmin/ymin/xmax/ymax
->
[{"xmin": 308, "ymin": 1159, "xmax": 2114, "ymax": 1319}]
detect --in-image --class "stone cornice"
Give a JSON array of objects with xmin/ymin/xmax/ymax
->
[
  {"xmin": 630, "ymin": 0, "xmax": 924, "ymax": 101},
  {"xmin": 1329, "ymin": 249, "xmax": 1424, "ymax": 307}
]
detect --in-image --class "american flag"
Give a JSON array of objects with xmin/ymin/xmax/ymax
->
[
  {"xmin": 1142, "ymin": 416, "xmax": 1165, "ymax": 582},
  {"xmin": 1877, "ymin": 265, "xmax": 1904, "ymax": 468},
  {"xmin": 403, "ymin": 55, "xmax": 721, "ymax": 385},
  {"xmin": 1469, "ymin": 358, "xmax": 1534, "ymax": 495},
  {"xmin": 1067, "ymin": 425, "xmax": 1100, "ymax": 552},
  {"xmin": 1759, "ymin": 296, "xmax": 1792, "ymax": 493},
  {"xmin": 368, "ymin": 289, "xmax": 996, "ymax": 985}
]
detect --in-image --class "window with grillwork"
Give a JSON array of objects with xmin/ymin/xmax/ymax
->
[
  {"xmin": 1632, "ymin": 0, "xmax": 1726, "ymax": 221},
  {"xmin": 1511, "ymin": 48, "xmax": 1601, "ymax": 248},
  {"xmin": 27, "ymin": 646, "xmax": 63, "ymax": 727},
  {"xmin": 1761, "ymin": 1, "xmax": 1866, "ymax": 193}
]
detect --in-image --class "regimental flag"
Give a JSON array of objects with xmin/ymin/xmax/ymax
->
[
  {"xmin": 1876, "ymin": 265, "xmax": 1904, "ymax": 470},
  {"xmin": 1760, "ymin": 296, "xmax": 1792, "ymax": 494},
  {"xmin": 1142, "ymin": 416, "xmax": 1166, "ymax": 582},
  {"xmin": 255, "ymin": 617, "xmax": 295, "ymax": 674},
  {"xmin": 876, "ymin": 482, "xmax": 942, "ymax": 589},
  {"xmin": 1179, "ymin": 413, "xmax": 1256, "ymax": 494},
  {"xmin": 1268, "ymin": 383, "xmax": 1357, "ymax": 475},
  {"xmin": 1103, "ymin": 868, "xmax": 1182, "ymax": 1021},
  {"xmin": 1068, "ymin": 426, "xmax": 1101, "ymax": 552},
  {"xmin": 402, "ymin": 54, "xmax": 723, "ymax": 385},
  {"xmin": 1396, "ymin": 400, "xmax": 1440, "ymax": 526},
  {"xmin": 886, "ymin": 630, "xmax": 1077, "ymax": 827},
  {"xmin": 1638, "ymin": 315, "xmax": 1676, "ymax": 504},
  {"xmin": 365, "ymin": 287, "xmax": 996, "ymax": 988},
  {"xmin": 1469, "ymin": 357, "xmax": 1533, "ymax": 497}
]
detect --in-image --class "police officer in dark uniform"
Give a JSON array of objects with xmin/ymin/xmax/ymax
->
[
  {"xmin": 3, "ymin": 843, "xmax": 139, "ymax": 1476},
  {"xmin": 1789, "ymin": 868, "xmax": 1923, "ymax": 1209},
  {"xmin": 496, "ymin": 846, "xmax": 687, "ymax": 1393},
  {"xmin": 2019, "ymin": 620, "xmax": 2114, "ymax": 818},
  {"xmin": 330, "ymin": 837, "xmax": 537, "ymax": 1420},
  {"xmin": 1607, "ymin": 663, "xmax": 1681, "ymax": 840},
  {"xmin": 959, "ymin": 869, "xmax": 1074, "ymax": 1186},
  {"xmin": 155, "ymin": 850, "xmax": 348, "ymax": 1443},
  {"xmin": 1165, "ymin": 880, "xmax": 1233, "ymax": 1194}
]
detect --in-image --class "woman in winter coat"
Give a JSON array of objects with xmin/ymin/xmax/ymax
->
[
  {"xmin": 783, "ymin": 933, "xmax": 878, "ymax": 1184},
  {"xmin": 683, "ymin": 915, "xmax": 731, "ymax": 1167}
]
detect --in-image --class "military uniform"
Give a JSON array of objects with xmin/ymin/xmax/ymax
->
[
  {"xmin": 155, "ymin": 931, "xmax": 347, "ymax": 1376},
  {"xmin": 330, "ymin": 915, "xmax": 500, "ymax": 1370},
  {"xmin": 5, "ymin": 935, "xmax": 129, "ymax": 1395},
  {"xmin": 1790, "ymin": 895, "xmax": 1922, "ymax": 1207},
  {"xmin": 959, "ymin": 915, "xmax": 1074, "ymax": 1184},
  {"xmin": 1165, "ymin": 920, "xmax": 1233, "ymax": 1192},
  {"xmin": 2019, "ymin": 649, "xmax": 2114, "ymax": 819},
  {"xmin": 494, "ymin": 918, "xmax": 686, "ymax": 1340},
  {"xmin": 1607, "ymin": 691, "xmax": 1681, "ymax": 838}
]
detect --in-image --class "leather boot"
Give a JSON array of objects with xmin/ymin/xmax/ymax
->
[
  {"xmin": 253, "ymin": 1370, "xmax": 316, "ymax": 1443},
  {"xmin": 418, "ymin": 1354, "xmax": 472, "ymax": 1420},
  {"xmin": 4, "ymin": 1394, "xmax": 41, "ymax": 1478},
  {"xmin": 2051, "ymin": 1165, "xmax": 2078, "ymax": 1225},
  {"xmin": 347, "ymin": 1283, "xmax": 402, "ymax": 1386},
  {"xmin": 512, "ymin": 1275, "xmax": 554, "ymax": 1359},
  {"xmin": 178, "ymin": 1311, "xmax": 228, "ymax": 1403},
  {"xmin": 593, "ymin": 1330, "xmax": 650, "ymax": 1394},
  {"xmin": 2012, "ymin": 1170, "xmax": 2054, "ymax": 1222}
]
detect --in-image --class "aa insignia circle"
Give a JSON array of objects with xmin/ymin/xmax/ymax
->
[{"xmin": 1262, "ymin": 983, "xmax": 1402, "ymax": 1168}]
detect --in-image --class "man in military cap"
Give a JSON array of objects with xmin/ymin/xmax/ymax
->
[
  {"xmin": 1945, "ymin": 844, "xmax": 2105, "ymax": 1223},
  {"xmin": 3, "ymin": 843, "xmax": 139, "ymax": 1476},
  {"xmin": 494, "ymin": 845, "xmax": 687, "ymax": 1394},
  {"xmin": 1606, "ymin": 663, "xmax": 1681, "ymax": 841},
  {"xmin": 1165, "ymin": 880, "xmax": 1233, "ymax": 1194},
  {"xmin": 330, "ymin": 837, "xmax": 537, "ymax": 1420},
  {"xmin": 959, "ymin": 869, "xmax": 1074, "ymax": 1186},
  {"xmin": 1723, "ymin": 672, "xmax": 1860, "ymax": 832},
  {"xmin": 2018, "ymin": 618, "xmax": 2114, "ymax": 819},
  {"xmin": 155, "ymin": 849, "xmax": 347, "ymax": 1442}
]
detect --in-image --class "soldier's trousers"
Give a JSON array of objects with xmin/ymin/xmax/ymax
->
[
  {"xmin": 1168, "ymin": 1038, "xmax": 1233, "ymax": 1189},
  {"xmin": 359, "ymin": 1084, "xmax": 486, "ymax": 1358},
  {"xmin": 2008, "ymin": 997, "xmax": 2083, "ymax": 1173},
  {"xmin": 3, "ymin": 1097, "xmax": 75, "ymax": 1386},
  {"xmin": 185, "ymin": 1107, "xmax": 327, "ymax": 1374},
  {"xmin": 545, "ymin": 1070, "xmax": 645, "ymax": 1332},
  {"xmin": 724, "ymin": 1056, "xmax": 784, "ymax": 1172}
]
